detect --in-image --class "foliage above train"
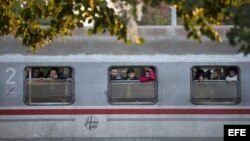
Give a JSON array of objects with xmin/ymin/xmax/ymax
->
[
  {"xmin": 0, "ymin": 26, "xmax": 240, "ymax": 56},
  {"xmin": 0, "ymin": 0, "xmax": 250, "ymax": 54}
]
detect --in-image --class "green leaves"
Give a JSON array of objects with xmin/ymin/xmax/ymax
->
[
  {"xmin": 165, "ymin": 0, "xmax": 250, "ymax": 54},
  {"xmin": 0, "ymin": 0, "xmax": 129, "ymax": 52},
  {"xmin": 226, "ymin": 3, "xmax": 250, "ymax": 55},
  {"xmin": 1, "ymin": 0, "xmax": 250, "ymax": 54},
  {"xmin": 174, "ymin": 0, "xmax": 224, "ymax": 42},
  {"xmin": 0, "ymin": 0, "xmax": 18, "ymax": 35}
]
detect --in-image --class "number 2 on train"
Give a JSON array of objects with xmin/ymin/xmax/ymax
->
[{"xmin": 5, "ymin": 68, "xmax": 16, "ymax": 85}]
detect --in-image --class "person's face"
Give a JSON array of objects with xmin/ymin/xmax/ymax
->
[
  {"xmin": 32, "ymin": 70, "xmax": 40, "ymax": 78},
  {"xmin": 145, "ymin": 72, "xmax": 150, "ymax": 78},
  {"xmin": 213, "ymin": 71, "xmax": 220, "ymax": 79},
  {"xmin": 50, "ymin": 70, "xmax": 58, "ymax": 79},
  {"xmin": 128, "ymin": 72, "xmax": 135, "ymax": 79},
  {"xmin": 111, "ymin": 69, "xmax": 118, "ymax": 77},
  {"xmin": 199, "ymin": 75, "xmax": 204, "ymax": 81},
  {"xmin": 229, "ymin": 70, "xmax": 235, "ymax": 77}
]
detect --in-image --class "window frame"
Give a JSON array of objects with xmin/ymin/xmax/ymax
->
[
  {"xmin": 24, "ymin": 66, "xmax": 75, "ymax": 105},
  {"xmin": 190, "ymin": 65, "xmax": 241, "ymax": 105},
  {"xmin": 107, "ymin": 66, "xmax": 158, "ymax": 105}
]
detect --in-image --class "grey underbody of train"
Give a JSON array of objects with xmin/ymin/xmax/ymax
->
[{"xmin": 1, "ymin": 26, "xmax": 250, "ymax": 141}]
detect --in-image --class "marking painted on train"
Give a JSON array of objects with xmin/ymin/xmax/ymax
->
[
  {"xmin": 85, "ymin": 116, "xmax": 98, "ymax": 130},
  {"xmin": 0, "ymin": 118, "xmax": 75, "ymax": 122},
  {"xmin": 107, "ymin": 118, "xmax": 250, "ymax": 122},
  {"xmin": 5, "ymin": 85, "xmax": 16, "ymax": 97},
  {"xmin": 5, "ymin": 68, "xmax": 16, "ymax": 85},
  {"xmin": 1, "ymin": 109, "xmax": 250, "ymax": 115}
]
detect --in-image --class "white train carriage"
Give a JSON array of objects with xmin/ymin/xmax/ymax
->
[{"xmin": 0, "ymin": 26, "xmax": 250, "ymax": 141}]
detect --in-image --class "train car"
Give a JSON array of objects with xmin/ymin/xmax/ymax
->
[{"xmin": 0, "ymin": 26, "xmax": 250, "ymax": 141}]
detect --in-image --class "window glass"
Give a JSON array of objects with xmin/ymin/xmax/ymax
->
[
  {"xmin": 108, "ymin": 66, "xmax": 157, "ymax": 104},
  {"xmin": 24, "ymin": 67, "xmax": 74, "ymax": 105},
  {"xmin": 191, "ymin": 66, "xmax": 240, "ymax": 105}
]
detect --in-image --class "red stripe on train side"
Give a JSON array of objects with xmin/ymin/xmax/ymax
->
[{"xmin": 1, "ymin": 109, "xmax": 250, "ymax": 115}]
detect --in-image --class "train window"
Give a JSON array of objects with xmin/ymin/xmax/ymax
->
[
  {"xmin": 24, "ymin": 67, "xmax": 74, "ymax": 105},
  {"xmin": 108, "ymin": 66, "xmax": 158, "ymax": 104},
  {"xmin": 191, "ymin": 66, "xmax": 240, "ymax": 104}
]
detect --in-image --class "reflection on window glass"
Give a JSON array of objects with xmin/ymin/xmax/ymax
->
[
  {"xmin": 25, "ymin": 67, "xmax": 74, "ymax": 105},
  {"xmin": 191, "ymin": 66, "xmax": 240, "ymax": 105},
  {"xmin": 108, "ymin": 66, "xmax": 157, "ymax": 104}
]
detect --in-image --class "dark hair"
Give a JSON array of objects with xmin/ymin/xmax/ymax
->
[
  {"xmin": 141, "ymin": 67, "xmax": 151, "ymax": 75},
  {"xmin": 195, "ymin": 69, "xmax": 205, "ymax": 80},
  {"xmin": 32, "ymin": 68, "xmax": 44, "ymax": 78},
  {"xmin": 111, "ymin": 67, "xmax": 118, "ymax": 71},
  {"xmin": 214, "ymin": 68, "xmax": 221, "ymax": 74},
  {"xmin": 205, "ymin": 69, "xmax": 211, "ymax": 80},
  {"xmin": 229, "ymin": 67, "xmax": 236, "ymax": 72},
  {"xmin": 127, "ymin": 68, "xmax": 135, "ymax": 74},
  {"xmin": 227, "ymin": 67, "xmax": 237, "ymax": 75}
]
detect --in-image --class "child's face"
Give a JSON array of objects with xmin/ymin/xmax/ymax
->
[{"xmin": 128, "ymin": 72, "xmax": 135, "ymax": 79}]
